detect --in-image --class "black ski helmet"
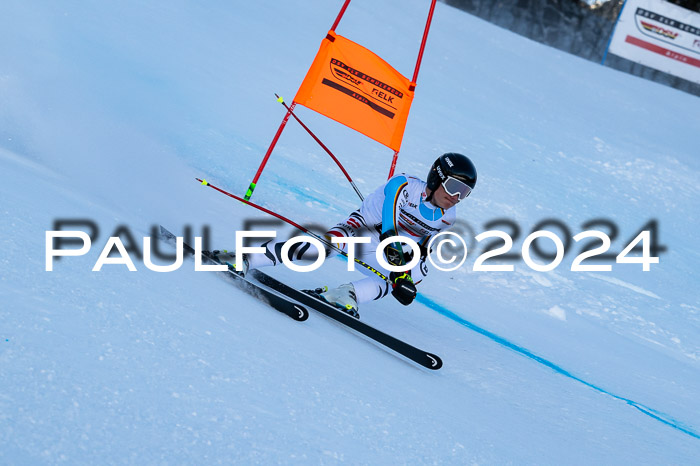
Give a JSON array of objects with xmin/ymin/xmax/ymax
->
[{"xmin": 426, "ymin": 153, "xmax": 477, "ymax": 199}]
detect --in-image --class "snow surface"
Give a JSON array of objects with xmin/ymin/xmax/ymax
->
[{"xmin": 2, "ymin": 0, "xmax": 700, "ymax": 463}]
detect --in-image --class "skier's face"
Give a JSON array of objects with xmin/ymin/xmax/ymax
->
[{"xmin": 433, "ymin": 184, "xmax": 460, "ymax": 209}]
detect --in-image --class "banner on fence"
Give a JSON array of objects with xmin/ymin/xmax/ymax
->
[{"xmin": 608, "ymin": 0, "xmax": 700, "ymax": 84}]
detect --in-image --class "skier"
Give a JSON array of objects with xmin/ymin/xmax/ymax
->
[{"xmin": 217, "ymin": 153, "xmax": 476, "ymax": 319}]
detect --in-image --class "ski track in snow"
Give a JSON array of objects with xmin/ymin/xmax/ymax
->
[
  {"xmin": 588, "ymin": 273, "xmax": 661, "ymax": 299},
  {"xmin": 417, "ymin": 294, "xmax": 700, "ymax": 440}
]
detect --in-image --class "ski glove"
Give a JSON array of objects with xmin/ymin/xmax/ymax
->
[
  {"xmin": 390, "ymin": 272, "xmax": 417, "ymax": 306},
  {"xmin": 380, "ymin": 230, "xmax": 416, "ymax": 305}
]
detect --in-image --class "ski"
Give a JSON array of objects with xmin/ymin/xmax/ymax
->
[
  {"xmin": 249, "ymin": 269, "xmax": 443, "ymax": 370},
  {"xmin": 158, "ymin": 226, "xmax": 308, "ymax": 321}
]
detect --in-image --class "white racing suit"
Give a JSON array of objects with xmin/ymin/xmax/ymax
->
[{"xmin": 247, "ymin": 174, "xmax": 457, "ymax": 304}]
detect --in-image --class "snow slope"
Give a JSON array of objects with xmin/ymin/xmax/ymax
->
[{"xmin": 2, "ymin": 0, "xmax": 699, "ymax": 463}]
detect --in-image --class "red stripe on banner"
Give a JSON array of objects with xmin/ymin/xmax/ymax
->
[{"xmin": 625, "ymin": 35, "xmax": 700, "ymax": 69}]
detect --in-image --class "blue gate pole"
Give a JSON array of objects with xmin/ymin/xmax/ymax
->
[{"xmin": 602, "ymin": 0, "xmax": 628, "ymax": 66}]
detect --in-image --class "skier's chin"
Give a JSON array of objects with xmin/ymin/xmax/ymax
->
[{"xmin": 437, "ymin": 197, "xmax": 458, "ymax": 209}]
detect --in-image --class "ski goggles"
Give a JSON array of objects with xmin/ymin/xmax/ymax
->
[{"xmin": 442, "ymin": 176, "xmax": 472, "ymax": 200}]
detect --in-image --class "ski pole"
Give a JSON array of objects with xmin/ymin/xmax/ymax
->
[
  {"xmin": 275, "ymin": 94, "xmax": 364, "ymax": 202},
  {"xmin": 196, "ymin": 178, "xmax": 388, "ymax": 282}
]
